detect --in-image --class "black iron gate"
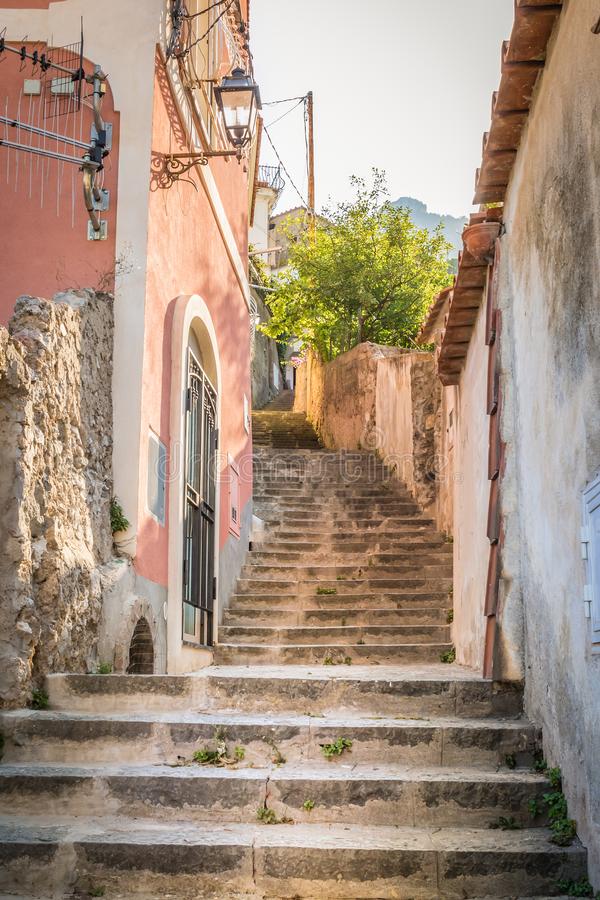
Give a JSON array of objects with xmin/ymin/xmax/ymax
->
[{"xmin": 183, "ymin": 349, "xmax": 218, "ymax": 646}]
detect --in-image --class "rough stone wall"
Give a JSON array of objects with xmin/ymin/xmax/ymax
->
[
  {"xmin": 0, "ymin": 290, "xmax": 114, "ymax": 708},
  {"xmin": 252, "ymin": 293, "xmax": 283, "ymax": 410},
  {"xmin": 375, "ymin": 352, "xmax": 440, "ymax": 514},
  {"xmin": 295, "ymin": 343, "xmax": 446, "ymax": 524}
]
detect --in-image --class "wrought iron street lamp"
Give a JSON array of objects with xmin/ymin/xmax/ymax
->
[
  {"xmin": 214, "ymin": 67, "xmax": 262, "ymax": 155},
  {"xmin": 162, "ymin": 67, "xmax": 261, "ymax": 186}
]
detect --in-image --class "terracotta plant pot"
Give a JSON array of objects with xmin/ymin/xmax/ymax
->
[{"xmin": 462, "ymin": 221, "xmax": 501, "ymax": 264}]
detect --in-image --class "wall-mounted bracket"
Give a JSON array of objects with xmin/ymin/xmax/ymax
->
[{"xmin": 88, "ymin": 220, "xmax": 108, "ymax": 241}]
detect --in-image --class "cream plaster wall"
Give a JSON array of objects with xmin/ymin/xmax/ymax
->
[
  {"xmin": 497, "ymin": 0, "xmax": 600, "ymax": 879},
  {"xmin": 452, "ymin": 303, "xmax": 489, "ymax": 672}
]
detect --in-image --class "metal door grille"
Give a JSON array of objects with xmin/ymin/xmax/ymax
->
[{"xmin": 183, "ymin": 349, "xmax": 217, "ymax": 646}]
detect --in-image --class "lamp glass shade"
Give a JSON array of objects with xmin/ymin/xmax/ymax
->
[{"xmin": 215, "ymin": 68, "xmax": 261, "ymax": 148}]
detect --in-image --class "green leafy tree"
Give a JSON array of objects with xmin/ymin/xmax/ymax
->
[{"xmin": 262, "ymin": 171, "xmax": 452, "ymax": 360}]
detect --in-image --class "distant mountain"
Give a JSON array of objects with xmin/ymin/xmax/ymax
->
[{"xmin": 391, "ymin": 197, "xmax": 467, "ymax": 256}]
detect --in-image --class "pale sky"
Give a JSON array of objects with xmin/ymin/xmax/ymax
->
[{"xmin": 250, "ymin": 0, "xmax": 514, "ymax": 219}]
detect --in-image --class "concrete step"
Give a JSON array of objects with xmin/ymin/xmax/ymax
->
[
  {"xmin": 222, "ymin": 607, "xmax": 449, "ymax": 628},
  {"xmin": 218, "ymin": 625, "xmax": 451, "ymax": 646},
  {"xmin": 0, "ymin": 710, "xmax": 540, "ymax": 767},
  {"xmin": 0, "ymin": 763, "xmax": 550, "ymax": 828},
  {"xmin": 0, "ymin": 819, "xmax": 585, "ymax": 898},
  {"xmin": 44, "ymin": 667, "xmax": 523, "ymax": 719},
  {"xmin": 249, "ymin": 538, "xmax": 448, "ymax": 552}
]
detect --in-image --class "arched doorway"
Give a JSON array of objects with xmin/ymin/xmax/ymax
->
[
  {"xmin": 182, "ymin": 333, "xmax": 218, "ymax": 647},
  {"xmin": 127, "ymin": 617, "xmax": 154, "ymax": 674}
]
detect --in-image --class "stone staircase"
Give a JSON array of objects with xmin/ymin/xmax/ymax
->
[{"xmin": 0, "ymin": 407, "xmax": 588, "ymax": 898}]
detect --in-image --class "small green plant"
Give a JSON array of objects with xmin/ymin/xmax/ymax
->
[
  {"xmin": 320, "ymin": 737, "xmax": 353, "ymax": 760},
  {"xmin": 192, "ymin": 729, "xmax": 244, "ymax": 767},
  {"xmin": 110, "ymin": 496, "xmax": 130, "ymax": 534},
  {"xmin": 257, "ymin": 804, "xmax": 279, "ymax": 825},
  {"xmin": 440, "ymin": 647, "xmax": 456, "ymax": 664},
  {"xmin": 317, "ymin": 587, "xmax": 337, "ymax": 595},
  {"xmin": 29, "ymin": 689, "xmax": 49, "ymax": 710},
  {"xmin": 95, "ymin": 662, "xmax": 112, "ymax": 675},
  {"xmin": 344, "ymin": 656, "xmax": 352, "ymax": 665},
  {"xmin": 529, "ymin": 765, "xmax": 578, "ymax": 847},
  {"xmin": 341, "ymin": 617, "xmax": 347, "ymax": 626},
  {"xmin": 302, "ymin": 799, "xmax": 315, "ymax": 812},
  {"xmin": 528, "ymin": 797, "xmax": 541, "ymax": 818},
  {"xmin": 88, "ymin": 888, "xmax": 106, "ymax": 898},
  {"xmin": 556, "ymin": 878, "xmax": 598, "ymax": 897},
  {"xmin": 532, "ymin": 751, "xmax": 548, "ymax": 773},
  {"xmin": 446, "ymin": 609, "xmax": 454, "ymax": 624},
  {"xmin": 445, "ymin": 534, "xmax": 454, "ymax": 543},
  {"xmin": 488, "ymin": 816, "xmax": 521, "ymax": 831},
  {"xmin": 504, "ymin": 754, "xmax": 517, "ymax": 770},
  {"xmin": 256, "ymin": 803, "xmax": 293, "ymax": 825},
  {"xmin": 357, "ymin": 638, "xmax": 365, "ymax": 645},
  {"xmin": 323, "ymin": 655, "xmax": 334, "ymax": 665}
]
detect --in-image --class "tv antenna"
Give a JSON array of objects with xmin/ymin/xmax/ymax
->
[{"xmin": 0, "ymin": 24, "xmax": 112, "ymax": 239}]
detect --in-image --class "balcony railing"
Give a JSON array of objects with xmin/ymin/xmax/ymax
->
[{"xmin": 257, "ymin": 164, "xmax": 285, "ymax": 196}]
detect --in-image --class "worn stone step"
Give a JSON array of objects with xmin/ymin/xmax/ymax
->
[
  {"xmin": 0, "ymin": 819, "xmax": 585, "ymax": 898},
  {"xmin": 222, "ymin": 607, "xmax": 449, "ymax": 628},
  {"xmin": 0, "ymin": 710, "xmax": 540, "ymax": 767},
  {"xmin": 235, "ymin": 577, "xmax": 452, "ymax": 595},
  {"xmin": 228, "ymin": 591, "xmax": 450, "ymax": 609},
  {"xmin": 214, "ymin": 642, "xmax": 454, "ymax": 666},
  {"xmin": 44, "ymin": 667, "xmax": 523, "ymax": 719},
  {"xmin": 253, "ymin": 535, "xmax": 441, "ymax": 549},
  {"xmin": 0, "ymin": 763, "xmax": 550, "ymax": 828},
  {"xmin": 274, "ymin": 516, "xmax": 437, "ymax": 529},
  {"xmin": 218, "ymin": 625, "xmax": 451, "ymax": 646},
  {"xmin": 201, "ymin": 665, "xmax": 523, "ymax": 719},
  {"xmin": 239, "ymin": 565, "xmax": 453, "ymax": 582},
  {"xmin": 248, "ymin": 546, "xmax": 452, "ymax": 561}
]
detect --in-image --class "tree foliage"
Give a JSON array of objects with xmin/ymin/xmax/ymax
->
[{"xmin": 262, "ymin": 172, "xmax": 452, "ymax": 361}]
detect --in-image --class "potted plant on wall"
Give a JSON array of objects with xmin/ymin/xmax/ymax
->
[{"xmin": 462, "ymin": 215, "xmax": 502, "ymax": 264}]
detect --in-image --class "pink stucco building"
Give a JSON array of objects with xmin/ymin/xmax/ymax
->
[{"xmin": 0, "ymin": 0, "xmax": 257, "ymax": 673}]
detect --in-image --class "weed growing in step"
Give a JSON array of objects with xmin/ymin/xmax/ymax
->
[
  {"xmin": 263, "ymin": 735, "xmax": 286, "ymax": 765},
  {"xmin": 256, "ymin": 803, "xmax": 293, "ymax": 825},
  {"xmin": 95, "ymin": 663, "xmax": 112, "ymax": 675},
  {"xmin": 317, "ymin": 587, "xmax": 337, "ymax": 595},
  {"xmin": 488, "ymin": 816, "xmax": 521, "ymax": 831},
  {"xmin": 504, "ymin": 754, "xmax": 517, "ymax": 770},
  {"xmin": 29, "ymin": 689, "xmax": 49, "ymax": 710},
  {"xmin": 303, "ymin": 799, "xmax": 315, "ymax": 811},
  {"xmin": 446, "ymin": 610, "xmax": 454, "ymax": 624},
  {"xmin": 320, "ymin": 737, "xmax": 353, "ymax": 760},
  {"xmin": 532, "ymin": 751, "xmax": 548, "ymax": 772},
  {"xmin": 557, "ymin": 878, "xmax": 599, "ymax": 897},
  {"xmin": 88, "ymin": 888, "xmax": 106, "ymax": 898},
  {"xmin": 440, "ymin": 647, "xmax": 456, "ymax": 664},
  {"xmin": 357, "ymin": 638, "xmax": 365, "ymax": 645},
  {"xmin": 192, "ymin": 729, "xmax": 245, "ymax": 767},
  {"xmin": 323, "ymin": 654, "xmax": 352, "ymax": 666},
  {"xmin": 341, "ymin": 617, "xmax": 347, "ymax": 626},
  {"xmin": 529, "ymin": 764, "xmax": 577, "ymax": 847}
]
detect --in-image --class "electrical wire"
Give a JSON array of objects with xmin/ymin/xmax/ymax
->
[
  {"xmin": 179, "ymin": 0, "xmax": 235, "ymax": 57},
  {"xmin": 266, "ymin": 96, "xmax": 305, "ymax": 128},
  {"xmin": 263, "ymin": 124, "xmax": 308, "ymax": 209},
  {"xmin": 262, "ymin": 95, "xmax": 306, "ymax": 106},
  {"xmin": 186, "ymin": 0, "xmax": 230, "ymax": 19}
]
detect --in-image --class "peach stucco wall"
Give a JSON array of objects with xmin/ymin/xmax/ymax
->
[
  {"xmin": 0, "ymin": 47, "xmax": 119, "ymax": 321},
  {"xmin": 133, "ymin": 58, "xmax": 252, "ymax": 588}
]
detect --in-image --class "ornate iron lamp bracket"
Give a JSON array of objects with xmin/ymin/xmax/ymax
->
[{"xmin": 163, "ymin": 150, "xmax": 240, "ymax": 188}]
